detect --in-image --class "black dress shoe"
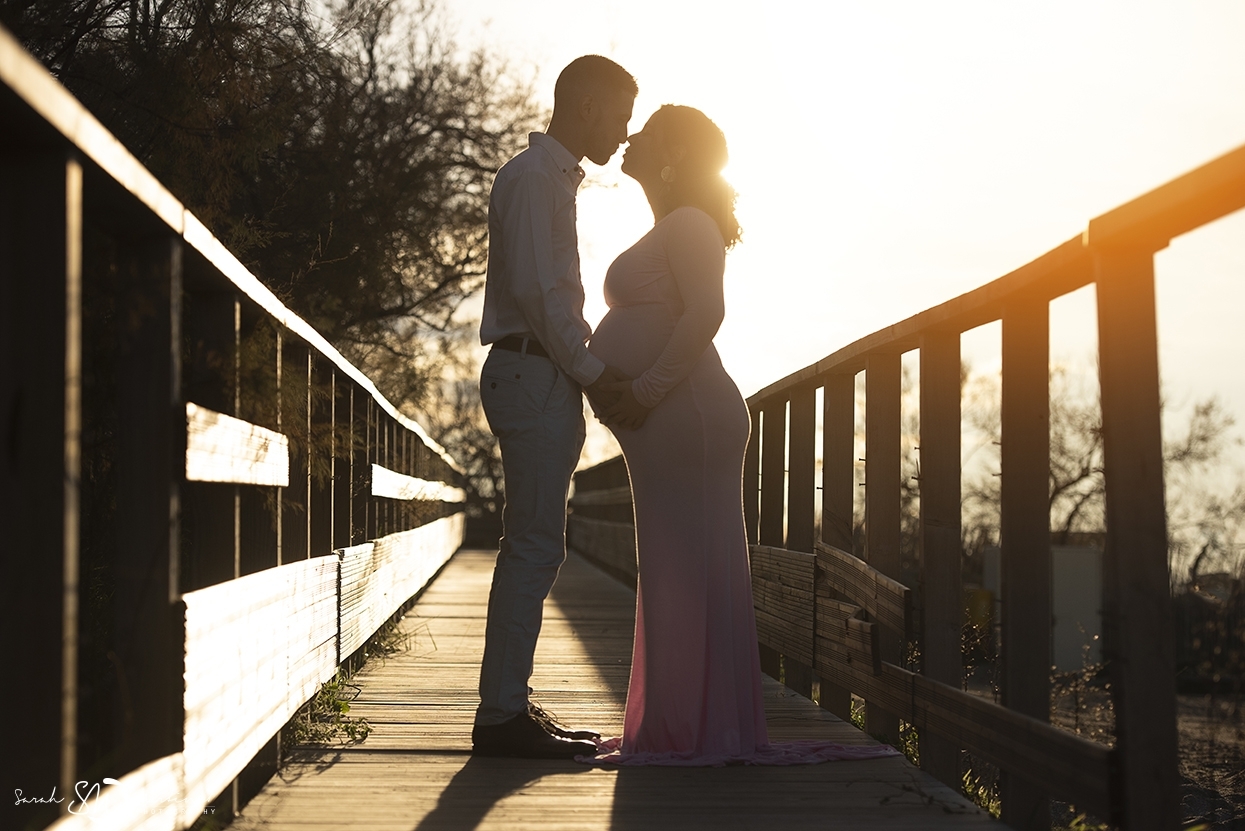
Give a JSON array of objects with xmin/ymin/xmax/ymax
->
[
  {"xmin": 528, "ymin": 703, "xmax": 602, "ymax": 742},
  {"xmin": 471, "ymin": 713, "xmax": 597, "ymax": 759}
]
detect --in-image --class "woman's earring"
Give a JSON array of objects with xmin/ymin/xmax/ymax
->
[{"xmin": 660, "ymin": 165, "xmax": 675, "ymax": 183}]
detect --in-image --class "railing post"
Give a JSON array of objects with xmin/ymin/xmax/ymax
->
[
  {"xmin": 788, "ymin": 386, "xmax": 816, "ymax": 553},
  {"xmin": 864, "ymin": 352, "xmax": 902, "ymax": 747},
  {"xmin": 182, "ymin": 287, "xmax": 240, "ymax": 590},
  {"xmin": 818, "ymin": 372, "xmax": 855, "ymax": 720},
  {"xmin": 2, "ymin": 151, "xmax": 83, "ymax": 820},
  {"xmin": 918, "ymin": 330, "xmax": 963, "ymax": 788},
  {"xmin": 282, "ymin": 338, "xmax": 311, "ymax": 561},
  {"xmin": 1000, "ymin": 298, "xmax": 1052, "ymax": 831},
  {"xmin": 385, "ymin": 416, "xmax": 396, "ymax": 535},
  {"xmin": 109, "ymin": 233, "xmax": 187, "ymax": 777},
  {"xmin": 757, "ymin": 399, "xmax": 787, "ymax": 680},
  {"xmin": 1095, "ymin": 249, "xmax": 1179, "ymax": 831},
  {"xmin": 759, "ymin": 399, "xmax": 786, "ymax": 548},
  {"xmin": 744, "ymin": 407, "xmax": 761, "ymax": 545},
  {"xmin": 332, "ymin": 376, "xmax": 351, "ymax": 549},
  {"xmin": 309, "ymin": 355, "xmax": 333, "ymax": 556},
  {"xmin": 351, "ymin": 388, "xmax": 369, "ymax": 544},
  {"xmin": 237, "ymin": 306, "xmax": 278, "ymax": 577},
  {"xmin": 782, "ymin": 386, "xmax": 817, "ymax": 697}
]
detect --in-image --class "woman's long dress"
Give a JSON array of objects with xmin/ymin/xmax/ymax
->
[{"xmin": 585, "ymin": 207, "xmax": 898, "ymax": 766}]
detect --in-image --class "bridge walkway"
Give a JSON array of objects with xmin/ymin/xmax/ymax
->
[{"xmin": 231, "ymin": 549, "xmax": 996, "ymax": 830}]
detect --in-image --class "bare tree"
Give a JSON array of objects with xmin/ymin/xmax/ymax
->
[{"xmin": 1, "ymin": 0, "xmax": 544, "ymax": 413}]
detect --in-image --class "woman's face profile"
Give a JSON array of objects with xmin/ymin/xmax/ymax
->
[{"xmin": 621, "ymin": 115, "xmax": 666, "ymax": 183}]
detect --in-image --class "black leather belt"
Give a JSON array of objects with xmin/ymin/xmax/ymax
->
[{"xmin": 493, "ymin": 335, "xmax": 550, "ymax": 360}]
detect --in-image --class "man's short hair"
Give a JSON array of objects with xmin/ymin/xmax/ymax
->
[{"xmin": 554, "ymin": 55, "xmax": 638, "ymax": 108}]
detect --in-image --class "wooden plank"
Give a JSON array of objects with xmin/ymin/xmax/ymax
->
[
  {"xmin": 572, "ymin": 454, "xmax": 630, "ymax": 491},
  {"xmin": 1094, "ymin": 249, "xmax": 1179, "ymax": 830},
  {"xmin": 370, "ymin": 463, "xmax": 466, "ymax": 504},
  {"xmin": 847, "ymin": 617, "xmax": 882, "ymax": 674},
  {"xmin": 815, "ymin": 541, "xmax": 911, "ymax": 638},
  {"xmin": 999, "ymin": 298, "xmax": 1052, "ymax": 830},
  {"xmin": 787, "ymin": 386, "xmax": 816, "ymax": 553},
  {"xmin": 338, "ymin": 514, "xmax": 464, "ymax": 658},
  {"xmin": 815, "ymin": 649, "xmax": 913, "ymax": 720},
  {"xmin": 2, "ymin": 150, "xmax": 83, "ymax": 818},
  {"xmin": 338, "ymin": 542, "xmax": 380, "ymax": 658},
  {"xmin": 749, "ymin": 545, "xmax": 816, "ymax": 666},
  {"xmin": 750, "ymin": 544, "xmax": 815, "ymax": 580},
  {"xmin": 815, "ymin": 597, "xmax": 863, "ymax": 636},
  {"xmin": 910, "ymin": 674, "xmax": 1111, "ymax": 818},
  {"xmin": 568, "ymin": 485, "xmax": 633, "ymax": 507},
  {"xmin": 185, "ymin": 402, "xmax": 290, "ymax": 486},
  {"xmin": 758, "ymin": 401, "xmax": 786, "ymax": 547},
  {"xmin": 810, "ymin": 647, "xmax": 1112, "ymax": 818},
  {"xmin": 1086, "ymin": 141, "xmax": 1245, "ymax": 252},
  {"xmin": 183, "ymin": 555, "xmax": 340, "ymax": 821},
  {"xmin": 44, "ymin": 752, "xmax": 188, "ymax": 831},
  {"xmin": 753, "ymin": 608, "xmax": 813, "ymax": 665},
  {"xmin": 567, "ymin": 515, "xmax": 638, "ymax": 587},
  {"xmin": 918, "ymin": 330, "xmax": 963, "ymax": 787}
]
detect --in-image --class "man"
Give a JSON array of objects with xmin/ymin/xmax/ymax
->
[{"xmin": 472, "ymin": 55, "xmax": 637, "ymax": 758}]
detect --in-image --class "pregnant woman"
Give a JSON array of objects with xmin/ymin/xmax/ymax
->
[{"xmin": 586, "ymin": 105, "xmax": 898, "ymax": 766}]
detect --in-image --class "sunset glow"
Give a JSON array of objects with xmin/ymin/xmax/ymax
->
[{"xmin": 448, "ymin": 0, "xmax": 1245, "ymax": 464}]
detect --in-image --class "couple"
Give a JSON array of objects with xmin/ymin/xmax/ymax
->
[{"xmin": 472, "ymin": 55, "xmax": 897, "ymax": 767}]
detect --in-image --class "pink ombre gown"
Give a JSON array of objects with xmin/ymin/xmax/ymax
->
[{"xmin": 585, "ymin": 208, "xmax": 898, "ymax": 766}]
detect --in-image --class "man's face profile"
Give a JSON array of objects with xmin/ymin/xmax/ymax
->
[{"xmin": 583, "ymin": 89, "xmax": 635, "ymax": 166}]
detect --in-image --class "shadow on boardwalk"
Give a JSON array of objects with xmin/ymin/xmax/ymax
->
[{"xmin": 230, "ymin": 550, "xmax": 997, "ymax": 830}]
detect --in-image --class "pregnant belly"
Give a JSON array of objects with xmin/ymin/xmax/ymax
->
[{"xmin": 589, "ymin": 305, "xmax": 675, "ymax": 379}]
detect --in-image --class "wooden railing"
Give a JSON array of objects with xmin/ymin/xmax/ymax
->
[
  {"xmin": 1, "ymin": 26, "xmax": 465, "ymax": 831},
  {"xmin": 570, "ymin": 141, "xmax": 1245, "ymax": 829}
]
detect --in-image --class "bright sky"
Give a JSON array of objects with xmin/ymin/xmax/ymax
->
[{"xmin": 446, "ymin": 0, "xmax": 1245, "ymax": 467}]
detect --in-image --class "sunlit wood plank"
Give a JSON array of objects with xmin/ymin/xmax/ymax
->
[
  {"xmin": 185, "ymin": 402, "xmax": 289, "ymax": 486},
  {"xmin": 182, "ymin": 556, "xmax": 339, "ymax": 820},
  {"xmin": 45, "ymin": 753, "xmax": 185, "ymax": 831},
  {"xmin": 369, "ymin": 463, "xmax": 465, "ymax": 503},
  {"xmin": 339, "ymin": 514, "xmax": 465, "ymax": 657}
]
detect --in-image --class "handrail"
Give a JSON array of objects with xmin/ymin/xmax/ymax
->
[
  {"xmin": 748, "ymin": 141, "xmax": 1245, "ymax": 406},
  {"xmin": 0, "ymin": 23, "xmax": 457, "ymax": 470},
  {"xmin": 3, "ymin": 23, "xmax": 465, "ymax": 831}
]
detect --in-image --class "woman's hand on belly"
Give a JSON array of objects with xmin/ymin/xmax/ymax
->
[
  {"xmin": 585, "ymin": 365, "xmax": 631, "ymax": 411},
  {"xmin": 595, "ymin": 380, "xmax": 653, "ymax": 431}
]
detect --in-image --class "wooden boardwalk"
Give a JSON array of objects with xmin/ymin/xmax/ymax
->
[{"xmin": 231, "ymin": 550, "xmax": 998, "ymax": 830}]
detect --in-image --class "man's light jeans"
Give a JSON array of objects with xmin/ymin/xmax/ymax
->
[{"xmin": 475, "ymin": 346, "xmax": 586, "ymax": 726}]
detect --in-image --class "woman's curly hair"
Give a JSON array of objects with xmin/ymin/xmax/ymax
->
[{"xmin": 654, "ymin": 105, "xmax": 742, "ymax": 249}]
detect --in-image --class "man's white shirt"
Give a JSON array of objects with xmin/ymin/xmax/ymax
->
[{"xmin": 480, "ymin": 132, "xmax": 605, "ymax": 387}]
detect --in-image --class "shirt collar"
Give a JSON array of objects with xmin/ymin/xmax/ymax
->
[{"xmin": 529, "ymin": 132, "xmax": 585, "ymax": 185}]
